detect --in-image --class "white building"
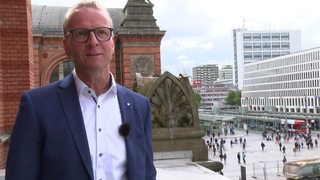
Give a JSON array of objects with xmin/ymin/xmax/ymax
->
[
  {"xmin": 219, "ymin": 65, "xmax": 233, "ymax": 81},
  {"xmin": 242, "ymin": 47, "xmax": 320, "ymax": 116},
  {"xmin": 233, "ymin": 28, "xmax": 301, "ymax": 89}
]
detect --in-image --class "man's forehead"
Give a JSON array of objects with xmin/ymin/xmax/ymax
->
[{"xmin": 68, "ymin": 7, "xmax": 111, "ymax": 26}]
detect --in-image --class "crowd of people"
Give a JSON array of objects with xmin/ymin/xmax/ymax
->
[{"xmin": 205, "ymin": 127, "xmax": 320, "ymax": 168}]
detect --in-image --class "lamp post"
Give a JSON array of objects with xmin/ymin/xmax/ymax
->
[
  {"xmin": 281, "ymin": 97, "xmax": 287, "ymax": 132},
  {"xmin": 305, "ymin": 95, "xmax": 310, "ymax": 135}
]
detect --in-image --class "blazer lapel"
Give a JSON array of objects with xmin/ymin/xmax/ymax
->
[
  {"xmin": 58, "ymin": 75, "xmax": 94, "ymax": 180},
  {"xmin": 117, "ymin": 85, "xmax": 137, "ymax": 178}
]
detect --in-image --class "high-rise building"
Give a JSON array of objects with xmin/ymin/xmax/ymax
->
[
  {"xmin": 192, "ymin": 64, "xmax": 219, "ymax": 84},
  {"xmin": 219, "ymin": 65, "xmax": 233, "ymax": 81},
  {"xmin": 232, "ymin": 28, "xmax": 301, "ymax": 89}
]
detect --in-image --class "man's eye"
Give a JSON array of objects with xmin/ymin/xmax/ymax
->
[{"xmin": 76, "ymin": 30, "xmax": 88, "ymax": 36}]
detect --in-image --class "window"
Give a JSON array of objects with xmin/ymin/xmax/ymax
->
[
  {"xmin": 263, "ymin": 52, "xmax": 271, "ymax": 59},
  {"xmin": 281, "ymin": 33, "xmax": 290, "ymax": 40},
  {"xmin": 244, "ymin": 52, "xmax": 252, "ymax": 60},
  {"xmin": 253, "ymin": 33, "xmax": 261, "ymax": 41},
  {"xmin": 50, "ymin": 60, "xmax": 74, "ymax": 82},
  {"xmin": 281, "ymin": 42, "xmax": 290, "ymax": 50},
  {"xmin": 272, "ymin": 33, "xmax": 280, "ymax": 40},
  {"xmin": 272, "ymin": 52, "xmax": 281, "ymax": 58},
  {"xmin": 262, "ymin": 33, "xmax": 271, "ymax": 41},
  {"xmin": 272, "ymin": 42, "xmax": 280, "ymax": 50},
  {"xmin": 253, "ymin": 52, "xmax": 262, "ymax": 60},
  {"xmin": 253, "ymin": 43, "xmax": 261, "ymax": 50},
  {"xmin": 243, "ymin": 33, "xmax": 252, "ymax": 41},
  {"xmin": 243, "ymin": 43, "xmax": 252, "ymax": 50},
  {"xmin": 262, "ymin": 42, "xmax": 271, "ymax": 50}
]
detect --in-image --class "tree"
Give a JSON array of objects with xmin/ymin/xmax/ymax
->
[
  {"xmin": 194, "ymin": 92, "xmax": 201, "ymax": 109},
  {"xmin": 225, "ymin": 90, "xmax": 241, "ymax": 106}
]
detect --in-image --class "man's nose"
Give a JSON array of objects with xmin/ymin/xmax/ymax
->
[{"xmin": 87, "ymin": 31, "xmax": 99, "ymax": 43}]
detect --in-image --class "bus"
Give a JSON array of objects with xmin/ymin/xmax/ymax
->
[
  {"xmin": 283, "ymin": 158, "xmax": 320, "ymax": 179},
  {"xmin": 281, "ymin": 119, "xmax": 306, "ymax": 133}
]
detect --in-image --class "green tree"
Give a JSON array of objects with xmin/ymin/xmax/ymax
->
[
  {"xmin": 225, "ymin": 90, "xmax": 241, "ymax": 106},
  {"xmin": 194, "ymin": 92, "xmax": 201, "ymax": 109}
]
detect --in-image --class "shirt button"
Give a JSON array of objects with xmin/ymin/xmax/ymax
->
[
  {"xmin": 98, "ymin": 128, "xmax": 102, "ymax": 132},
  {"xmin": 99, "ymin": 153, "xmax": 103, "ymax": 157},
  {"xmin": 98, "ymin": 105, "xmax": 100, "ymax": 108}
]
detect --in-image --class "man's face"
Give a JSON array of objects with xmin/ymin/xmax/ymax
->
[{"xmin": 63, "ymin": 7, "xmax": 114, "ymax": 75}]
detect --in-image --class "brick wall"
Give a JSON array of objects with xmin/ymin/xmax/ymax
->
[
  {"xmin": 0, "ymin": 0, "xmax": 34, "ymax": 168},
  {"xmin": 117, "ymin": 34, "xmax": 163, "ymax": 87}
]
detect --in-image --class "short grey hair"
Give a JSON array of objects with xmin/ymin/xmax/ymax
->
[{"xmin": 63, "ymin": 0, "xmax": 113, "ymax": 35}]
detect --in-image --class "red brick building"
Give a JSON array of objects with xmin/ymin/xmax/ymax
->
[{"xmin": 0, "ymin": 0, "xmax": 165, "ymax": 168}]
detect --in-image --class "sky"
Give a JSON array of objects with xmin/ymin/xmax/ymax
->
[{"xmin": 31, "ymin": 0, "xmax": 320, "ymax": 76}]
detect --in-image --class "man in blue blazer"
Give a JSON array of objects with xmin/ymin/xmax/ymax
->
[{"xmin": 5, "ymin": 1, "xmax": 157, "ymax": 180}]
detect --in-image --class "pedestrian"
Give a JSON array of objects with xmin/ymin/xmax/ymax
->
[
  {"xmin": 223, "ymin": 153, "xmax": 227, "ymax": 164},
  {"xmin": 282, "ymin": 146, "xmax": 286, "ymax": 154},
  {"xmin": 237, "ymin": 152, "xmax": 241, "ymax": 164},
  {"xmin": 242, "ymin": 142, "xmax": 246, "ymax": 151},
  {"xmin": 261, "ymin": 142, "xmax": 265, "ymax": 151},
  {"xmin": 279, "ymin": 142, "xmax": 282, "ymax": 151},
  {"xmin": 5, "ymin": 1, "xmax": 157, "ymax": 179},
  {"xmin": 219, "ymin": 153, "xmax": 223, "ymax": 162},
  {"xmin": 242, "ymin": 152, "xmax": 246, "ymax": 163},
  {"xmin": 315, "ymin": 139, "xmax": 318, "ymax": 148},
  {"xmin": 293, "ymin": 147, "xmax": 297, "ymax": 156},
  {"xmin": 282, "ymin": 155, "xmax": 287, "ymax": 164}
]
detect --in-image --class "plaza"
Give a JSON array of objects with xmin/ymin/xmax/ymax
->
[{"xmin": 204, "ymin": 128, "xmax": 320, "ymax": 180}]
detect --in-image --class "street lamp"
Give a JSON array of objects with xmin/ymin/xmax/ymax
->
[
  {"xmin": 305, "ymin": 95, "xmax": 310, "ymax": 135},
  {"xmin": 281, "ymin": 97, "xmax": 288, "ymax": 132}
]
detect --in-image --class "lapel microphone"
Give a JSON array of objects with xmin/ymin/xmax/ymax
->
[{"xmin": 119, "ymin": 122, "xmax": 131, "ymax": 137}]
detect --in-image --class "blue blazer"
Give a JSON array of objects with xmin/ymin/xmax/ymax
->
[{"xmin": 6, "ymin": 74, "xmax": 156, "ymax": 180}]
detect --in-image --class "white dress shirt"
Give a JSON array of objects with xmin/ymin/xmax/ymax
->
[{"xmin": 73, "ymin": 71, "xmax": 127, "ymax": 180}]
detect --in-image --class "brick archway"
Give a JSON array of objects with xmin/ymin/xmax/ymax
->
[{"xmin": 41, "ymin": 52, "xmax": 70, "ymax": 85}]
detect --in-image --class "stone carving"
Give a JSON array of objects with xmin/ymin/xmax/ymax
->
[
  {"xmin": 131, "ymin": 55, "xmax": 154, "ymax": 78},
  {"xmin": 147, "ymin": 73, "xmax": 194, "ymax": 128},
  {"xmin": 133, "ymin": 71, "xmax": 208, "ymax": 161}
]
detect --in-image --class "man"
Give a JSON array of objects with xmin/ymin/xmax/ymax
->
[{"xmin": 5, "ymin": 1, "xmax": 157, "ymax": 180}]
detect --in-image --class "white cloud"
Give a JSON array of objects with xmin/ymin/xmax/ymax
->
[
  {"xmin": 177, "ymin": 55, "xmax": 188, "ymax": 60},
  {"xmin": 162, "ymin": 37, "xmax": 214, "ymax": 51}
]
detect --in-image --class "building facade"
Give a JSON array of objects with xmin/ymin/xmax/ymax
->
[
  {"xmin": 219, "ymin": 65, "xmax": 233, "ymax": 81},
  {"xmin": 0, "ymin": 0, "xmax": 165, "ymax": 168},
  {"xmin": 192, "ymin": 64, "xmax": 219, "ymax": 84},
  {"xmin": 242, "ymin": 47, "xmax": 320, "ymax": 128},
  {"xmin": 233, "ymin": 28, "xmax": 301, "ymax": 89},
  {"xmin": 193, "ymin": 80, "xmax": 235, "ymax": 109}
]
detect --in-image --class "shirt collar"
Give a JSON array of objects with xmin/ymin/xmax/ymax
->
[{"xmin": 72, "ymin": 69, "xmax": 117, "ymax": 97}]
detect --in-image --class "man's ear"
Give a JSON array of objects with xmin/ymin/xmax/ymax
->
[{"xmin": 63, "ymin": 38, "xmax": 71, "ymax": 57}]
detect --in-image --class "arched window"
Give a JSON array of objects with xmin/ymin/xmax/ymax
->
[{"xmin": 50, "ymin": 60, "xmax": 74, "ymax": 83}]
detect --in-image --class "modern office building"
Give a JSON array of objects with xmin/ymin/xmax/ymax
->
[
  {"xmin": 219, "ymin": 65, "xmax": 233, "ymax": 81},
  {"xmin": 192, "ymin": 64, "xmax": 219, "ymax": 84},
  {"xmin": 233, "ymin": 28, "xmax": 301, "ymax": 89},
  {"xmin": 242, "ymin": 47, "xmax": 320, "ymax": 129}
]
